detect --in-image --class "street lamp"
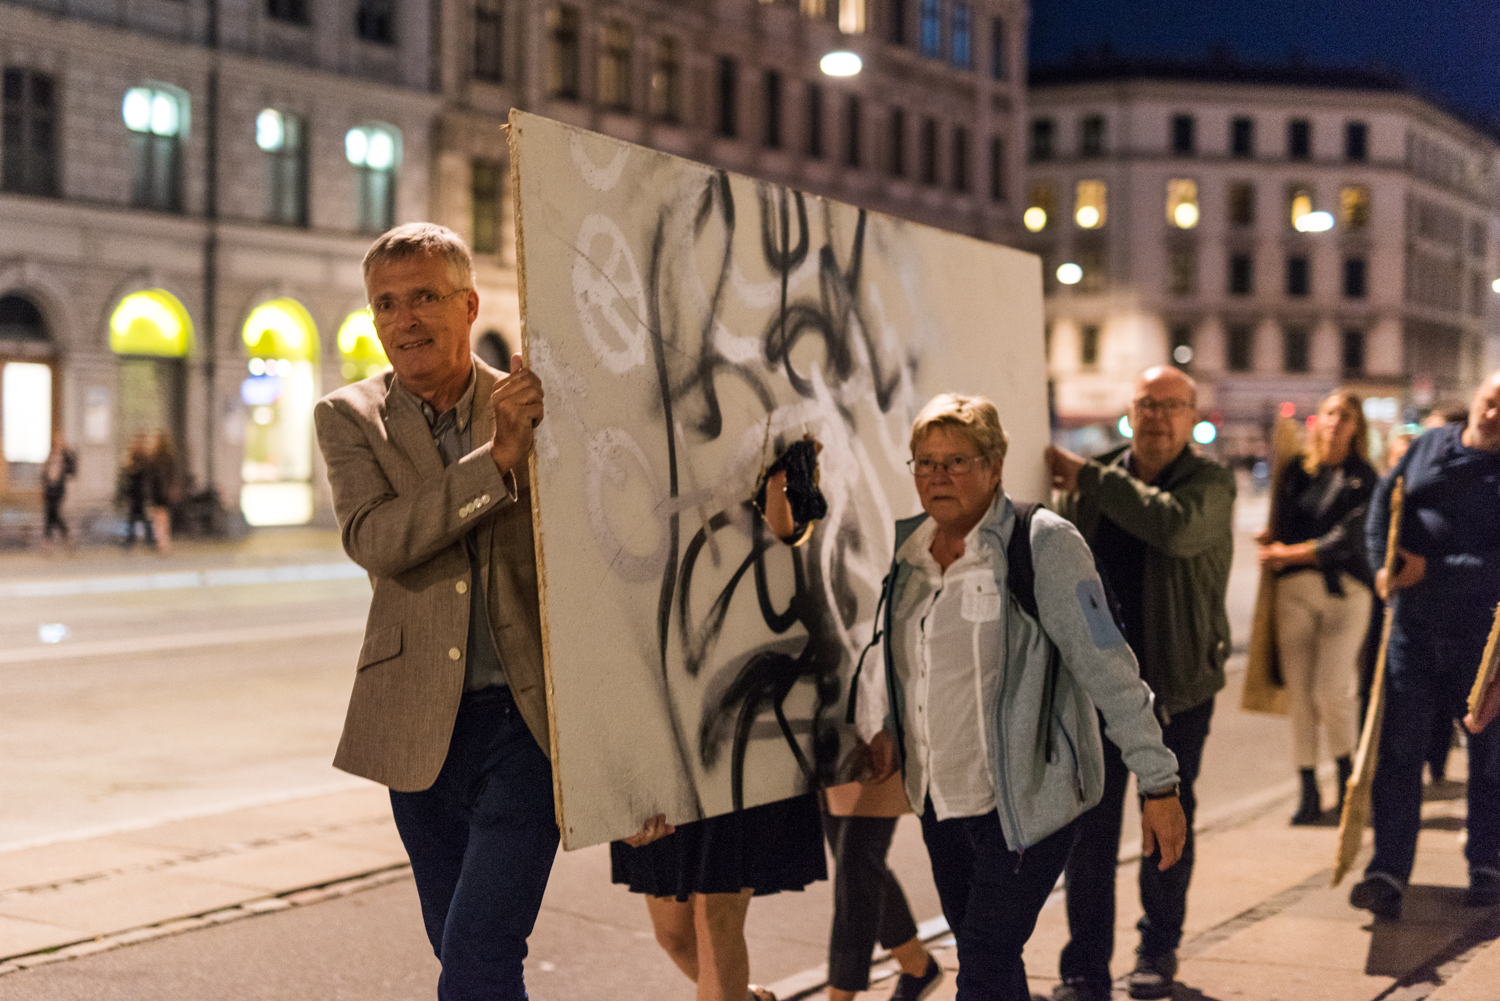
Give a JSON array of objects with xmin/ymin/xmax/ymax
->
[
  {"xmin": 820, "ymin": 51, "xmax": 862, "ymax": 77},
  {"xmin": 1056, "ymin": 262, "xmax": 1083, "ymax": 285}
]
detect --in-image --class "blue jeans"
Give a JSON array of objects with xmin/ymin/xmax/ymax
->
[
  {"xmin": 1368, "ymin": 598, "xmax": 1500, "ymax": 885},
  {"xmin": 921, "ymin": 800, "xmax": 1078, "ymax": 1001},
  {"xmin": 390, "ymin": 686, "xmax": 559, "ymax": 1001}
]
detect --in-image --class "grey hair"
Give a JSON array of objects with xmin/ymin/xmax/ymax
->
[
  {"xmin": 362, "ymin": 223, "xmax": 476, "ymax": 293},
  {"xmin": 910, "ymin": 393, "xmax": 1009, "ymax": 464}
]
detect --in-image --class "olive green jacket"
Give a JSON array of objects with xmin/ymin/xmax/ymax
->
[{"xmin": 1054, "ymin": 445, "xmax": 1235, "ymax": 719}]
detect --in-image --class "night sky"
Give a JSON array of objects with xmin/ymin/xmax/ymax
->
[{"xmin": 1029, "ymin": 0, "xmax": 1500, "ymax": 129}]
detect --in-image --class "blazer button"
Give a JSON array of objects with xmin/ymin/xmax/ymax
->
[
  {"xmin": 460, "ymin": 504, "xmax": 470, "ymax": 517},
  {"xmin": 455, "ymin": 580, "xmax": 468, "ymax": 594},
  {"xmin": 480, "ymin": 493, "xmax": 490, "ymax": 504},
  {"xmin": 448, "ymin": 647, "xmax": 461, "ymax": 660}
]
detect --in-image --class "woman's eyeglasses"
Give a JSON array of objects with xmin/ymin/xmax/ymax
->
[{"xmin": 908, "ymin": 455, "xmax": 984, "ymax": 478}]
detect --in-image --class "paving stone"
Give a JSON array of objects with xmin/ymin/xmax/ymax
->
[
  {"xmin": 0, "ymin": 914, "xmax": 81, "ymax": 961},
  {"xmin": 113, "ymin": 785, "xmax": 390, "ymax": 853},
  {"xmin": 174, "ymin": 839, "xmax": 401, "ymax": 894},
  {"xmin": 0, "ymin": 872, "xmax": 250, "ymax": 939},
  {"xmin": 0, "ymin": 838, "xmax": 177, "ymax": 894},
  {"xmin": 1427, "ymin": 936, "xmax": 1500, "ymax": 1001}
]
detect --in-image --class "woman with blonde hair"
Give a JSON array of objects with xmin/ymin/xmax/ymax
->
[{"xmin": 1257, "ymin": 389, "xmax": 1378, "ymax": 823}]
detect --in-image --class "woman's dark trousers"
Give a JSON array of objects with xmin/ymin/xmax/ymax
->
[{"xmin": 822, "ymin": 814, "xmax": 920, "ymax": 992}]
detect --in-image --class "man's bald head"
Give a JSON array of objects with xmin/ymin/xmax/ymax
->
[
  {"xmin": 1467, "ymin": 367, "xmax": 1500, "ymax": 451},
  {"xmin": 1129, "ymin": 365, "xmax": 1199, "ymax": 477},
  {"xmin": 1137, "ymin": 365, "xmax": 1198, "ymax": 408}
]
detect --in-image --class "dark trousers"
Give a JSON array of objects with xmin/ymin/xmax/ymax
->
[
  {"xmin": 920, "ymin": 800, "xmax": 1077, "ymax": 1001},
  {"xmin": 43, "ymin": 491, "xmax": 67, "ymax": 539},
  {"xmin": 822, "ymin": 814, "xmax": 920, "ymax": 992},
  {"xmin": 389, "ymin": 687, "xmax": 559, "ymax": 1001},
  {"xmin": 1060, "ymin": 698, "xmax": 1214, "ymax": 989},
  {"xmin": 1369, "ymin": 602, "xmax": 1500, "ymax": 885}
]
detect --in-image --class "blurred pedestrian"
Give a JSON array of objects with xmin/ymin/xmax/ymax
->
[
  {"xmin": 148, "ymin": 431, "xmax": 178, "ymax": 556},
  {"xmin": 1256, "ymin": 390, "xmax": 1376, "ymax": 824},
  {"xmin": 117, "ymin": 434, "xmax": 155, "ymax": 549},
  {"xmin": 41, "ymin": 430, "xmax": 76, "ymax": 550},
  {"xmin": 1046, "ymin": 367, "xmax": 1234, "ymax": 1001},
  {"xmin": 1350, "ymin": 369, "xmax": 1500, "ymax": 919}
]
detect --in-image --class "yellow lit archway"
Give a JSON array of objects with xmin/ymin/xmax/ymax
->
[
  {"xmin": 110, "ymin": 290, "xmax": 193, "ymax": 357},
  {"xmin": 337, "ymin": 310, "xmax": 390, "ymax": 382},
  {"xmin": 239, "ymin": 298, "xmax": 318, "ymax": 526},
  {"xmin": 242, "ymin": 298, "xmax": 318, "ymax": 361}
]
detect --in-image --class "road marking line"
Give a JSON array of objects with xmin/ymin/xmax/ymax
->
[
  {"xmin": 0, "ymin": 562, "xmax": 366, "ymax": 599},
  {"xmin": 0, "ymin": 616, "xmax": 368, "ymax": 665}
]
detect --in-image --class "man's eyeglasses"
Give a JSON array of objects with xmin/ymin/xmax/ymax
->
[
  {"xmin": 908, "ymin": 455, "xmax": 985, "ymax": 478},
  {"xmin": 369, "ymin": 288, "xmax": 470, "ymax": 325},
  {"xmin": 1132, "ymin": 397, "xmax": 1193, "ymax": 416}
]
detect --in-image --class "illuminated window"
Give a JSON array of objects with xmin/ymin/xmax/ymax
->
[
  {"xmin": 1074, "ymin": 179, "xmax": 1106, "ymax": 229},
  {"xmin": 715, "ymin": 56, "xmax": 737, "ymax": 138},
  {"xmin": 256, "ymin": 109, "xmax": 306, "ymax": 226},
  {"xmin": 1340, "ymin": 184, "xmax": 1370, "ymax": 229},
  {"xmin": 1079, "ymin": 114, "xmax": 1104, "ymax": 157},
  {"xmin": 2, "ymin": 362, "xmax": 51, "ymax": 464},
  {"xmin": 1343, "ymin": 257, "xmax": 1367, "ymax": 299},
  {"xmin": 763, "ymin": 70, "xmax": 783, "ymax": 149},
  {"xmin": 1231, "ymin": 117, "xmax": 1255, "ymax": 158},
  {"xmin": 338, "ymin": 309, "xmax": 390, "ymax": 382},
  {"xmin": 1345, "ymin": 121, "xmax": 1368, "ymax": 162},
  {"xmin": 345, "ymin": 123, "xmax": 398, "ymax": 233},
  {"xmin": 2, "ymin": 69, "xmax": 58, "ymax": 197},
  {"xmin": 888, "ymin": 107, "xmax": 906, "ymax": 177},
  {"xmin": 1283, "ymin": 325, "xmax": 1310, "ymax": 373},
  {"xmin": 1229, "ymin": 182, "xmax": 1255, "ymax": 226},
  {"xmin": 1288, "ymin": 185, "xmax": 1333, "ymax": 231},
  {"xmin": 1024, "ymin": 180, "xmax": 1053, "ymax": 232},
  {"xmin": 1029, "ymin": 117, "xmax": 1054, "ymax": 162},
  {"xmin": 919, "ymin": 117, "xmax": 938, "ymax": 185},
  {"xmin": 473, "ymin": 0, "xmax": 504, "ymax": 81},
  {"xmin": 471, "ymin": 159, "xmax": 502, "ymax": 255},
  {"xmin": 1227, "ymin": 324, "xmax": 1254, "ymax": 371},
  {"xmin": 987, "ymin": 135, "xmax": 1004, "ymax": 201},
  {"xmin": 919, "ymin": 0, "xmax": 941, "ymax": 57},
  {"xmin": 838, "ymin": 0, "xmax": 867, "ymax": 34},
  {"xmin": 1166, "ymin": 179, "xmax": 1199, "ymax": 229},
  {"xmin": 122, "ymin": 85, "xmax": 185, "ymax": 211},
  {"xmin": 1169, "ymin": 249, "xmax": 1196, "ymax": 296},
  {"xmin": 950, "ymin": 2, "xmax": 972, "ymax": 68},
  {"xmin": 355, "ymin": 0, "xmax": 394, "ymax": 44},
  {"xmin": 547, "ymin": 6, "xmax": 581, "ymax": 99},
  {"xmin": 1288, "ymin": 119, "xmax": 1311, "ymax": 161},
  {"xmin": 241, "ymin": 299, "xmax": 318, "ymax": 526},
  {"xmin": 110, "ymin": 290, "xmax": 193, "ymax": 357},
  {"xmin": 1228, "ymin": 253, "xmax": 1253, "ymax": 295},
  {"xmin": 649, "ymin": 37, "xmax": 681, "ymax": 123},
  {"xmin": 1171, "ymin": 114, "xmax": 1194, "ymax": 156},
  {"xmin": 598, "ymin": 21, "xmax": 633, "ymax": 111},
  {"xmin": 805, "ymin": 82, "xmax": 823, "ymax": 158},
  {"xmin": 950, "ymin": 125, "xmax": 967, "ymax": 190}
]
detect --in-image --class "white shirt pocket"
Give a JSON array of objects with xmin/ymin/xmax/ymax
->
[{"xmin": 960, "ymin": 576, "xmax": 1003, "ymax": 622}]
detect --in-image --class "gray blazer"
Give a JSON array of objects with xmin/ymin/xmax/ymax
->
[{"xmin": 314, "ymin": 356, "xmax": 549, "ymax": 792}]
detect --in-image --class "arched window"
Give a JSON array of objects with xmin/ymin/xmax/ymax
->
[
  {"xmin": 110, "ymin": 289, "xmax": 193, "ymax": 357},
  {"xmin": 0, "ymin": 295, "xmax": 55, "ymax": 478},
  {"xmin": 338, "ymin": 309, "xmax": 390, "ymax": 382},
  {"xmin": 346, "ymin": 123, "xmax": 399, "ymax": 233},
  {"xmin": 123, "ymin": 85, "xmax": 186, "ymax": 211},
  {"xmin": 240, "ymin": 299, "xmax": 318, "ymax": 526}
]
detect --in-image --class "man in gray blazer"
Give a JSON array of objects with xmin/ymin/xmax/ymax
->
[{"xmin": 315, "ymin": 223, "xmax": 552, "ymax": 1000}]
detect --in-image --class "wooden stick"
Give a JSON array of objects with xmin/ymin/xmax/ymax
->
[{"xmin": 1465, "ymin": 603, "xmax": 1500, "ymax": 733}]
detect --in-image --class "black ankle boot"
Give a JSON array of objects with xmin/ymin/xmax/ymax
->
[
  {"xmin": 1336, "ymin": 756, "xmax": 1354, "ymax": 814},
  {"xmin": 1291, "ymin": 768, "xmax": 1321, "ymax": 825}
]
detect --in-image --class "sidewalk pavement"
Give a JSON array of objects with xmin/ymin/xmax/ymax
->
[{"xmin": 4, "ymin": 760, "xmax": 1495, "ymax": 999}]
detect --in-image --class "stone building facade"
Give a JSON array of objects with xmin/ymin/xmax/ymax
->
[{"xmin": 1023, "ymin": 61, "xmax": 1499, "ymax": 461}]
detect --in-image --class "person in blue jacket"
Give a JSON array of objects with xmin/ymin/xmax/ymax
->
[{"xmin": 1350, "ymin": 368, "xmax": 1500, "ymax": 919}]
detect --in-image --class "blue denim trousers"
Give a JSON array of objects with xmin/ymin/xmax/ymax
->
[{"xmin": 389, "ymin": 686, "xmax": 559, "ymax": 1001}]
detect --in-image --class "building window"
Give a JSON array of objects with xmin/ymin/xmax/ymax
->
[
  {"xmin": 1226, "ymin": 324, "xmax": 1254, "ymax": 371},
  {"xmin": 1024, "ymin": 181, "xmax": 1053, "ymax": 232},
  {"xmin": 1472, "ymin": 269, "xmax": 1488, "ymax": 317},
  {"xmin": 889, "ymin": 0, "xmax": 907, "ymax": 45},
  {"xmin": 473, "ymin": 0, "xmax": 504, "ymax": 81},
  {"xmin": 122, "ymin": 86, "xmax": 185, "ymax": 212},
  {"xmin": 1029, "ymin": 117, "xmax": 1054, "ymax": 162},
  {"xmin": 950, "ymin": 125, "xmax": 968, "ymax": 191},
  {"xmin": 598, "ymin": 22, "xmax": 633, "ymax": 112},
  {"xmin": 950, "ymin": 2, "xmax": 972, "ymax": 68},
  {"xmin": 1079, "ymin": 114, "xmax": 1104, "ymax": 157},
  {"xmin": 805, "ymin": 82, "xmax": 823, "ymax": 158},
  {"xmin": 1345, "ymin": 121, "xmax": 1368, "ymax": 162},
  {"xmin": 1283, "ymin": 325, "xmax": 1310, "ymax": 373},
  {"xmin": 838, "ymin": 0, "xmax": 867, "ymax": 34},
  {"xmin": 1288, "ymin": 118, "xmax": 1311, "ymax": 160},
  {"xmin": 919, "ymin": 117, "xmax": 938, "ymax": 185},
  {"xmin": 1168, "ymin": 248, "xmax": 1196, "ymax": 296},
  {"xmin": 547, "ymin": 6, "xmax": 581, "ymax": 99},
  {"xmin": 1340, "ymin": 184, "xmax": 1370, "ymax": 229},
  {"xmin": 255, "ymin": 109, "xmax": 306, "ymax": 226},
  {"xmin": 1079, "ymin": 325, "xmax": 1099, "ymax": 368},
  {"xmin": 649, "ymin": 37, "xmax": 681, "ymax": 123},
  {"xmin": 763, "ymin": 70, "xmax": 783, "ymax": 149},
  {"xmin": 987, "ymin": 135, "xmax": 1004, "ymax": 202},
  {"xmin": 1342, "ymin": 329, "xmax": 1365, "ymax": 375},
  {"xmin": 1286, "ymin": 255, "xmax": 1310, "ymax": 296},
  {"xmin": 1078, "ymin": 250, "xmax": 1106, "ymax": 294},
  {"xmin": 888, "ymin": 107, "xmax": 905, "ymax": 176},
  {"xmin": 1469, "ymin": 219, "xmax": 1487, "ymax": 258},
  {"xmin": 267, "ymin": 0, "xmax": 308, "ymax": 24},
  {"xmin": 355, "ymin": 0, "xmax": 394, "ymax": 44},
  {"xmin": 2, "ymin": 69, "xmax": 58, "ymax": 198},
  {"xmin": 715, "ymin": 56, "xmax": 738, "ymax": 138},
  {"xmin": 1171, "ymin": 114, "xmax": 1195, "ymax": 155},
  {"xmin": 472, "ymin": 159, "xmax": 502, "ymax": 255},
  {"xmin": 919, "ymin": 0, "xmax": 941, "ymax": 57},
  {"xmin": 1343, "ymin": 257, "xmax": 1367, "ymax": 299},
  {"xmin": 1288, "ymin": 185, "xmax": 1316, "ymax": 229},
  {"xmin": 989, "ymin": 16, "xmax": 1005, "ymax": 80},
  {"xmin": 1169, "ymin": 324, "xmax": 1194, "ymax": 369},
  {"xmin": 1228, "ymin": 253, "xmax": 1254, "ymax": 295},
  {"xmin": 1231, "ymin": 116, "xmax": 1255, "ymax": 158},
  {"xmin": 1074, "ymin": 179, "xmax": 1105, "ymax": 228},
  {"xmin": 1166, "ymin": 178, "xmax": 1199, "ymax": 229},
  {"xmin": 1215, "ymin": 183, "xmax": 1251, "ymax": 231},
  {"xmin": 844, "ymin": 94, "xmax": 861, "ymax": 168},
  {"xmin": 345, "ymin": 123, "xmax": 398, "ymax": 233}
]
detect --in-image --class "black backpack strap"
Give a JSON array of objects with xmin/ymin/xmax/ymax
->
[{"xmin": 1006, "ymin": 501, "xmax": 1063, "ymax": 764}]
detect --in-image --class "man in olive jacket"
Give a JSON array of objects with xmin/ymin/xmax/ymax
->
[{"xmin": 1043, "ymin": 366, "xmax": 1235, "ymax": 1001}]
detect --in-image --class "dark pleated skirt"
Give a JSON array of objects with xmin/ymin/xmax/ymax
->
[{"xmin": 610, "ymin": 791, "xmax": 828, "ymax": 901}]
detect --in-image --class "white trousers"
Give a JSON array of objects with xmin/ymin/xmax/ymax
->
[{"xmin": 1274, "ymin": 570, "xmax": 1373, "ymax": 769}]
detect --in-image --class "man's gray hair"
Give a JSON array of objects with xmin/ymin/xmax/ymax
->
[{"xmin": 362, "ymin": 223, "xmax": 476, "ymax": 293}]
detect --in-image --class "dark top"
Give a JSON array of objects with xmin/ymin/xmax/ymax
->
[
  {"xmin": 1090, "ymin": 453, "xmax": 1149, "ymax": 652},
  {"xmin": 1367, "ymin": 422, "xmax": 1500, "ymax": 609},
  {"xmin": 1271, "ymin": 452, "xmax": 1377, "ymax": 594}
]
